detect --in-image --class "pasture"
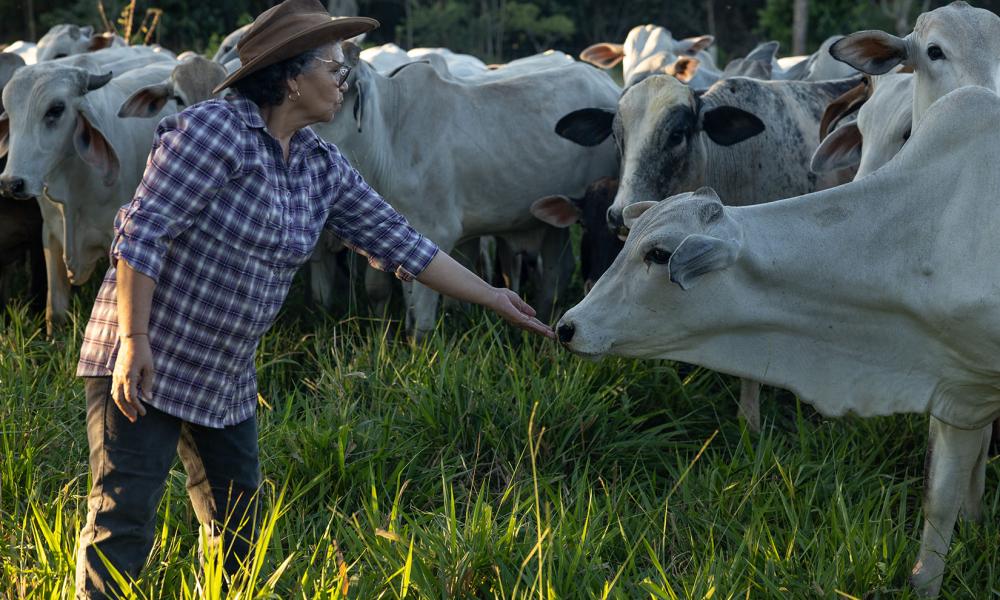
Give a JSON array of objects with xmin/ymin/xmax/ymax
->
[{"xmin": 2, "ymin": 284, "xmax": 998, "ymax": 598}]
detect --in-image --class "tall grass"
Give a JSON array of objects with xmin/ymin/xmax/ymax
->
[{"xmin": 1, "ymin": 291, "xmax": 998, "ymax": 598}]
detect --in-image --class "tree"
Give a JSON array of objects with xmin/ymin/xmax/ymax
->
[{"xmin": 792, "ymin": 0, "xmax": 807, "ymax": 54}]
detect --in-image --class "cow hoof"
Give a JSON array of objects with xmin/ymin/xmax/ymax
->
[{"xmin": 910, "ymin": 559, "xmax": 944, "ymax": 598}]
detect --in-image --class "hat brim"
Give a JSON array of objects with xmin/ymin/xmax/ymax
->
[{"xmin": 212, "ymin": 16, "xmax": 378, "ymax": 95}]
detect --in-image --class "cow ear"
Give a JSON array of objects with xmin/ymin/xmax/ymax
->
[
  {"xmin": 668, "ymin": 56, "xmax": 701, "ymax": 83},
  {"xmin": 668, "ymin": 233, "xmax": 740, "ymax": 290},
  {"xmin": 118, "ymin": 82, "xmax": 174, "ymax": 118},
  {"xmin": 622, "ymin": 200, "xmax": 658, "ymax": 230},
  {"xmin": 342, "ymin": 40, "xmax": 362, "ymax": 67},
  {"xmin": 74, "ymin": 110, "xmax": 120, "ymax": 187},
  {"xmin": 830, "ymin": 30, "xmax": 908, "ymax": 75},
  {"xmin": 88, "ymin": 32, "xmax": 116, "ymax": 52},
  {"xmin": 530, "ymin": 195, "xmax": 581, "ymax": 228},
  {"xmin": 0, "ymin": 113, "xmax": 8, "ymax": 159},
  {"xmin": 677, "ymin": 35, "xmax": 714, "ymax": 55},
  {"xmin": 700, "ymin": 105, "xmax": 765, "ymax": 146},
  {"xmin": 555, "ymin": 108, "xmax": 614, "ymax": 147},
  {"xmin": 810, "ymin": 121, "xmax": 862, "ymax": 173},
  {"xmin": 579, "ymin": 43, "xmax": 625, "ymax": 69}
]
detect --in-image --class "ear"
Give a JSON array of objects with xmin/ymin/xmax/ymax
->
[
  {"xmin": 88, "ymin": 32, "xmax": 116, "ymax": 51},
  {"xmin": 530, "ymin": 195, "xmax": 581, "ymax": 228},
  {"xmin": 677, "ymin": 35, "xmax": 714, "ymax": 55},
  {"xmin": 342, "ymin": 40, "xmax": 362, "ymax": 67},
  {"xmin": 74, "ymin": 110, "xmax": 120, "ymax": 187},
  {"xmin": 700, "ymin": 105, "xmax": 765, "ymax": 146},
  {"xmin": 0, "ymin": 113, "xmax": 8, "ymax": 159},
  {"xmin": 555, "ymin": 107, "xmax": 615, "ymax": 147},
  {"xmin": 668, "ymin": 56, "xmax": 701, "ymax": 83},
  {"xmin": 830, "ymin": 30, "xmax": 909, "ymax": 75},
  {"xmin": 579, "ymin": 43, "xmax": 625, "ymax": 69},
  {"xmin": 80, "ymin": 25, "xmax": 94, "ymax": 38},
  {"xmin": 352, "ymin": 77, "xmax": 366, "ymax": 133},
  {"xmin": 809, "ymin": 121, "xmax": 862, "ymax": 173},
  {"xmin": 668, "ymin": 233, "xmax": 740, "ymax": 290},
  {"xmin": 117, "ymin": 82, "xmax": 173, "ymax": 118},
  {"xmin": 622, "ymin": 200, "xmax": 658, "ymax": 230},
  {"xmin": 818, "ymin": 76, "xmax": 869, "ymax": 139}
]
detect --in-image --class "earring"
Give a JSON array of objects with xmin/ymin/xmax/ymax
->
[{"xmin": 288, "ymin": 89, "xmax": 301, "ymax": 101}]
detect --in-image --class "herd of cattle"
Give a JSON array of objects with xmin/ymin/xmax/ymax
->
[{"xmin": 0, "ymin": 1, "xmax": 998, "ymax": 595}]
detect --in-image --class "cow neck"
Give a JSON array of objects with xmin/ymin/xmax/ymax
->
[
  {"xmin": 677, "ymin": 88, "xmax": 1000, "ymax": 427},
  {"xmin": 336, "ymin": 63, "xmax": 397, "ymax": 192}
]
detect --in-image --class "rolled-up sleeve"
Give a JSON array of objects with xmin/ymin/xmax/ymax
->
[
  {"xmin": 111, "ymin": 104, "xmax": 243, "ymax": 282},
  {"xmin": 323, "ymin": 152, "xmax": 439, "ymax": 281}
]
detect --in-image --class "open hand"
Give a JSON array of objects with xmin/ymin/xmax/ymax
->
[{"xmin": 488, "ymin": 288, "xmax": 556, "ymax": 339}]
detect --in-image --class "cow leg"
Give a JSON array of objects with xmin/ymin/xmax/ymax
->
[
  {"xmin": 308, "ymin": 232, "xmax": 347, "ymax": 313},
  {"xmin": 911, "ymin": 417, "xmax": 985, "ymax": 597},
  {"xmin": 365, "ymin": 268, "xmax": 395, "ymax": 318},
  {"xmin": 531, "ymin": 226, "xmax": 574, "ymax": 324},
  {"xmin": 959, "ymin": 423, "xmax": 991, "ymax": 522},
  {"xmin": 494, "ymin": 238, "xmax": 521, "ymax": 293},
  {"xmin": 43, "ymin": 235, "xmax": 71, "ymax": 337},
  {"xmin": 738, "ymin": 379, "xmax": 761, "ymax": 432},
  {"xmin": 403, "ymin": 281, "xmax": 440, "ymax": 342},
  {"xmin": 28, "ymin": 234, "xmax": 47, "ymax": 313}
]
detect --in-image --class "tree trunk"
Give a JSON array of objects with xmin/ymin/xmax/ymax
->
[
  {"xmin": 793, "ymin": 0, "xmax": 809, "ymax": 55},
  {"xmin": 404, "ymin": 0, "xmax": 413, "ymax": 49},
  {"xmin": 25, "ymin": 0, "xmax": 36, "ymax": 41},
  {"xmin": 704, "ymin": 0, "xmax": 717, "ymax": 62},
  {"xmin": 327, "ymin": 0, "xmax": 358, "ymax": 16}
]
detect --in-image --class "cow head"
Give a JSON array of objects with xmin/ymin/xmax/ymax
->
[
  {"xmin": 35, "ymin": 24, "xmax": 118, "ymax": 62},
  {"xmin": 580, "ymin": 25, "xmax": 715, "ymax": 88},
  {"xmin": 811, "ymin": 72, "xmax": 913, "ymax": 179},
  {"xmin": 555, "ymin": 186, "xmax": 743, "ymax": 358},
  {"xmin": 0, "ymin": 63, "xmax": 118, "ymax": 199},
  {"xmin": 555, "ymin": 75, "xmax": 764, "ymax": 238},
  {"xmin": 530, "ymin": 177, "xmax": 624, "ymax": 293},
  {"xmin": 119, "ymin": 56, "xmax": 226, "ymax": 118},
  {"xmin": 831, "ymin": 2, "xmax": 1000, "ymax": 126}
]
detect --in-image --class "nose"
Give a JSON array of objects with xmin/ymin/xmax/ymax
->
[
  {"xmin": 556, "ymin": 321, "xmax": 575, "ymax": 344},
  {"xmin": 606, "ymin": 206, "xmax": 624, "ymax": 233},
  {"xmin": 0, "ymin": 175, "xmax": 26, "ymax": 198}
]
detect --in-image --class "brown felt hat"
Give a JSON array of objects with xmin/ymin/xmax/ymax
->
[{"xmin": 212, "ymin": 0, "xmax": 378, "ymax": 94}]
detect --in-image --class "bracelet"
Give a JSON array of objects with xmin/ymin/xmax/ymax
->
[{"xmin": 121, "ymin": 332, "xmax": 149, "ymax": 338}]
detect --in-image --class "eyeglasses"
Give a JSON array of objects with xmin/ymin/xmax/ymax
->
[{"xmin": 316, "ymin": 57, "xmax": 352, "ymax": 86}]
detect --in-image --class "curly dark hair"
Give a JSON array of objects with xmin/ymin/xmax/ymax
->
[{"xmin": 233, "ymin": 47, "xmax": 323, "ymax": 108}]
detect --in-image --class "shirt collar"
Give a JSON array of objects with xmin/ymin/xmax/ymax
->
[{"xmin": 225, "ymin": 92, "xmax": 323, "ymax": 152}]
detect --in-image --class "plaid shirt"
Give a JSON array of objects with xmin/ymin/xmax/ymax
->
[{"xmin": 77, "ymin": 94, "xmax": 438, "ymax": 428}]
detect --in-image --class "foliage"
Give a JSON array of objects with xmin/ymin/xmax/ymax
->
[{"xmin": 2, "ymin": 283, "xmax": 1000, "ymax": 597}]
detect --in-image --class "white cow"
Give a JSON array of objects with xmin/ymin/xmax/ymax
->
[
  {"xmin": 555, "ymin": 72, "xmax": 860, "ymax": 429},
  {"xmin": 579, "ymin": 24, "xmax": 717, "ymax": 88},
  {"xmin": 35, "ymin": 24, "xmax": 124, "ymax": 62},
  {"xmin": 557, "ymin": 85, "xmax": 1000, "ymax": 598},
  {"xmin": 830, "ymin": 1, "xmax": 1000, "ymax": 129},
  {"xmin": 3, "ymin": 41, "xmax": 37, "ymax": 65},
  {"xmin": 0, "ymin": 54, "xmax": 177, "ymax": 333},
  {"xmin": 810, "ymin": 73, "xmax": 913, "ymax": 179},
  {"xmin": 360, "ymin": 43, "xmax": 489, "ymax": 79},
  {"xmin": 311, "ymin": 44, "xmax": 619, "ymax": 336},
  {"xmin": 118, "ymin": 55, "xmax": 228, "ymax": 118}
]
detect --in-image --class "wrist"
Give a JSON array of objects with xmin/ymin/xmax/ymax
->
[{"xmin": 120, "ymin": 331, "xmax": 148, "ymax": 339}]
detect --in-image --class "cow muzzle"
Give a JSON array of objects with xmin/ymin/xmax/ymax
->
[{"xmin": 0, "ymin": 175, "xmax": 32, "ymax": 200}]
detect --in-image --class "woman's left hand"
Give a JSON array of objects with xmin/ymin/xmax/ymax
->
[{"xmin": 487, "ymin": 287, "xmax": 556, "ymax": 339}]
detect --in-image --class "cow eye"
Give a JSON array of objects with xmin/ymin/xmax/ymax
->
[
  {"xmin": 53, "ymin": 53, "xmax": 68, "ymax": 59},
  {"xmin": 667, "ymin": 129, "xmax": 686, "ymax": 146},
  {"xmin": 644, "ymin": 247, "xmax": 672, "ymax": 265},
  {"xmin": 927, "ymin": 45, "xmax": 945, "ymax": 61},
  {"xmin": 44, "ymin": 102, "xmax": 65, "ymax": 124}
]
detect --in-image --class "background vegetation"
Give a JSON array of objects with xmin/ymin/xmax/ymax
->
[{"xmin": 2, "ymin": 0, "xmax": 1000, "ymax": 65}]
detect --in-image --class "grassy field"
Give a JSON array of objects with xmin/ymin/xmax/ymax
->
[{"xmin": 1, "ymin": 278, "xmax": 999, "ymax": 599}]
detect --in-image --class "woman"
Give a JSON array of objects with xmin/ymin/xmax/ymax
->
[{"xmin": 73, "ymin": 1, "xmax": 553, "ymax": 596}]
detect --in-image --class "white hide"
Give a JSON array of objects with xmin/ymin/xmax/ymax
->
[
  {"xmin": 0, "ymin": 60, "xmax": 178, "ymax": 331},
  {"xmin": 35, "ymin": 24, "xmax": 125, "ymax": 62},
  {"xmin": 558, "ymin": 85, "xmax": 1000, "ymax": 597},
  {"xmin": 312, "ymin": 58, "xmax": 619, "ymax": 334}
]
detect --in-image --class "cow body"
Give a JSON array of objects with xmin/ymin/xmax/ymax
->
[
  {"xmin": 312, "ymin": 56, "xmax": 618, "ymax": 334},
  {"xmin": 557, "ymin": 86, "xmax": 1000, "ymax": 598}
]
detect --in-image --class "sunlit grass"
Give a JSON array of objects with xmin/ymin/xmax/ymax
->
[{"xmin": 1, "ymin": 288, "xmax": 999, "ymax": 598}]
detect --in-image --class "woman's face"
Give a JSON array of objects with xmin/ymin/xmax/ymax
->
[{"xmin": 293, "ymin": 43, "xmax": 349, "ymax": 122}]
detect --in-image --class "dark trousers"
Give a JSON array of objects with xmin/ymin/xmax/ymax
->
[{"xmin": 76, "ymin": 377, "xmax": 261, "ymax": 599}]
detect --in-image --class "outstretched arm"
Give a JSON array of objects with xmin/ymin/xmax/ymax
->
[{"xmin": 417, "ymin": 251, "xmax": 555, "ymax": 339}]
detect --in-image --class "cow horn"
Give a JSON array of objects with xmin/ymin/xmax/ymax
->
[{"xmin": 87, "ymin": 72, "xmax": 113, "ymax": 91}]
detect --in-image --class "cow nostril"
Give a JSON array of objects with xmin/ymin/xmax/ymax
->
[
  {"xmin": 0, "ymin": 176, "xmax": 25, "ymax": 197},
  {"xmin": 606, "ymin": 207, "xmax": 623, "ymax": 232},
  {"xmin": 557, "ymin": 322, "xmax": 575, "ymax": 344}
]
